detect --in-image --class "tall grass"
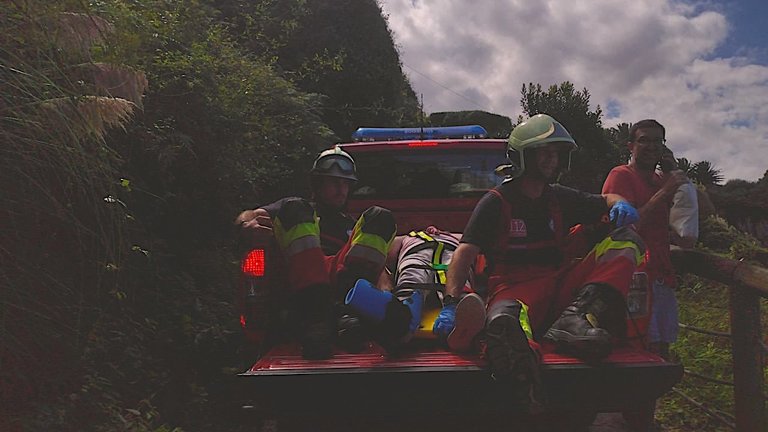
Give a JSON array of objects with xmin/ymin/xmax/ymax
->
[{"xmin": 1, "ymin": 2, "xmax": 142, "ymax": 427}]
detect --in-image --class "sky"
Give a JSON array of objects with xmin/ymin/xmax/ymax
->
[{"xmin": 380, "ymin": 0, "xmax": 768, "ymax": 182}]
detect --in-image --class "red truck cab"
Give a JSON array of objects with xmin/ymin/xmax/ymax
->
[{"xmin": 236, "ymin": 126, "xmax": 682, "ymax": 430}]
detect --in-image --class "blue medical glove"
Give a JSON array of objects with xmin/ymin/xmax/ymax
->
[
  {"xmin": 433, "ymin": 303, "xmax": 457, "ymax": 338},
  {"xmin": 610, "ymin": 201, "xmax": 639, "ymax": 227}
]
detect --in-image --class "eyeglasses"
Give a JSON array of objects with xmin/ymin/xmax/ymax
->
[
  {"xmin": 314, "ymin": 155, "xmax": 355, "ymax": 173},
  {"xmin": 634, "ymin": 136, "xmax": 667, "ymax": 146}
]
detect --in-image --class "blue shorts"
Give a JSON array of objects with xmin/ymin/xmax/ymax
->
[{"xmin": 647, "ymin": 279, "xmax": 679, "ymax": 344}]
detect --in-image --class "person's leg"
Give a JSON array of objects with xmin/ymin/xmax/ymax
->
[
  {"xmin": 484, "ymin": 288, "xmax": 545, "ymax": 412},
  {"xmin": 332, "ymin": 206, "xmax": 396, "ymax": 351},
  {"xmin": 331, "ymin": 206, "xmax": 396, "ymax": 294},
  {"xmin": 544, "ymin": 226, "xmax": 645, "ymax": 360},
  {"xmin": 272, "ymin": 198, "xmax": 334, "ymax": 359},
  {"xmin": 648, "ymin": 279, "xmax": 678, "ymax": 360}
]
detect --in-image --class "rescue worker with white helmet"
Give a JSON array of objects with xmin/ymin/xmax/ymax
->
[
  {"xmin": 236, "ymin": 146, "xmax": 396, "ymax": 359},
  {"xmin": 436, "ymin": 114, "xmax": 645, "ymax": 409}
]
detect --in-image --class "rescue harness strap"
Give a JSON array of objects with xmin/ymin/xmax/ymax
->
[{"xmin": 397, "ymin": 230, "xmax": 458, "ymax": 285}]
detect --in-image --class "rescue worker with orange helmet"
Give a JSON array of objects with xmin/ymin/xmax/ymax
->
[
  {"xmin": 436, "ymin": 114, "xmax": 645, "ymax": 409},
  {"xmin": 236, "ymin": 146, "xmax": 396, "ymax": 359}
]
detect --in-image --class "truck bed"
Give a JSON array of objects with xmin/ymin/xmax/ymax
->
[{"xmin": 238, "ymin": 340, "xmax": 682, "ymax": 417}]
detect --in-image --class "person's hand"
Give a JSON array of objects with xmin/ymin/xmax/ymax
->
[
  {"xmin": 609, "ymin": 201, "xmax": 639, "ymax": 227},
  {"xmin": 433, "ymin": 303, "xmax": 457, "ymax": 338},
  {"xmin": 661, "ymin": 170, "xmax": 688, "ymax": 196},
  {"xmin": 235, "ymin": 208, "xmax": 274, "ymax": 241}
]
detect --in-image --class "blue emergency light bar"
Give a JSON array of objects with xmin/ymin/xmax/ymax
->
[{"xmin": 352, "ymin": 125, "xmax": 488, "ymax": 142}]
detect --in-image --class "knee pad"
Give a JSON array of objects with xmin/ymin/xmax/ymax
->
[
  {"xmin": 486, "ymin": 299, "xmax": 523, "ymax": 323},
  {"xmin": 608, "ymin": 226, "xmax": 646, "ymax": 255},
  {"xmin": 276, "ymin": 198, "xmax": 316, "ymax": 229},
  {"xmin": 359, "ymin": 206, "xmax": 396, "ymax": 240}
]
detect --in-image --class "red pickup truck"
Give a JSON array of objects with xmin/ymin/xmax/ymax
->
[{"xmin": 235, "ymin": 126, "xmax": 682, "ymax": 431}]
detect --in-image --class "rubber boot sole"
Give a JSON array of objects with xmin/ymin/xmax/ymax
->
[
  {"xmin": 485, "ymin": 313, "xmax": 544, "ymax": 412},
  {"xmin": 447, "ymin": 293, "xmax": 486, "ymax": 352}
]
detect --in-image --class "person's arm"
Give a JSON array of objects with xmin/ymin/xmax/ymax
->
[
  {"xmin": 444, "ymin": 243, "xmax": 481, "ymax": 298},
  {"xmin": 443, "ymin": 191, "xmax": 500, "ymax": 298},
  {"xmin": 234, "ymin": 199, "xmax": 287, "ymax": 242},
  {"xmin": 602, "ymin": 193, "xmax": 630, "ymax": 208},
  {"xmin": 634, "ymin": 171, "xmax": 688, "ymax": 230},
  {"xmin": 600, "ymin": 169, "xmax": 643, "ymax": 227}
]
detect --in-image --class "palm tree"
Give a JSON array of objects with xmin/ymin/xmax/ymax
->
[
  {"xmin": 692, "ymin": 160, "xmax": 724, "ymax": 186},
  {"xmin": 676, "ymin": 157, "xmax": 694, "ymax": 178},
  {"xmin": 608, "ymin": 122, "xmax": 631, "ymax": 163},
  {"xmin": 615, "ymin": 122, "xmax": 631, "ymax": 143}
]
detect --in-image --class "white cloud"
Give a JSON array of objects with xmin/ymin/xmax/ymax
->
[{"xmin": 381, "ymin": 0, "xmax": 767, "ymax": 181}]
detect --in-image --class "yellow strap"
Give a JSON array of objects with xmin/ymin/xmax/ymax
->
[
  {"xmin": 434, "ymin": 241, "xmax": 447, "ymax": 284},
  {"xmin": 409, "ymin": 230, "xmax": 449, "ymax": 284},
  {"xmin": 410, "ymin": 230, "xmax": 435, "ymax": 243}
]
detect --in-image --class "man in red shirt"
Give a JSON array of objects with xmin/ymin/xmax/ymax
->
[{"xmin": 602, "ymin": 119, "xmax": 688, "ymax": 359}]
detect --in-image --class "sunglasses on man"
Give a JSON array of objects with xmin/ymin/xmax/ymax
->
[{"xmin": 634, "ymin": 136, "xmax": 667, "ymax": 146}]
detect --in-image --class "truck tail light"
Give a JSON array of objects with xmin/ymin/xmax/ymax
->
[{"xmin": 242, "ymin": 249, "xmax": 265, "ymax": 277}]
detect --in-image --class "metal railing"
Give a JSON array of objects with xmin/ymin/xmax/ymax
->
[{"xmin": 671, "ymin": 248, "xmax": 768, "ymax": 432}]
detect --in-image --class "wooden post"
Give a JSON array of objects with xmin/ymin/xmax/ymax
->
[
  {"xmin": 670, "ymin": 248, "xmax": 768, "ymax": 296},
  {"xmin": 729, "ymin": 285, "xmax": 765, "ymax": 432},
  {"xmin": 671, "ymin": 248, "xmax": 767, "ymax": 430}
]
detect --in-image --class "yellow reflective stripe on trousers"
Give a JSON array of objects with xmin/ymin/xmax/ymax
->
[
  {"xmin": 519, "ymin": 301, "xmax": 533, "ymax": 340},
  {"xmin": 273, "ymin": 218, "xmax": 320, "ymax": 253},
  {"xmin": 594, "ymin": 237, "xmax": 645, "ymax": 266},
  {"xmin": 283, "ymin": 235, "xmax": 322, "ymax": 257}
]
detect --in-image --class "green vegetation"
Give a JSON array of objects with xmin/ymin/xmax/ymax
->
[
  {"xmin": 1, "ymin": 1, "xmax": 418, "ymax": 430},
  {"xmin": 1, "ymin": 1, "xmax": 765, "ymax": 431},
  {"xmin": 655, "ymin": 215, "xmax": 768, "ymax": 431}
]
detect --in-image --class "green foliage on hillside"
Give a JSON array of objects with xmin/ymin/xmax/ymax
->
[
  {"xmin": 1, "ymin": 0, "xmax": 418, "ymax": 430},
  {"xmin": 271, "ymin": 0, "xmax": 422, "ymax": 140}
]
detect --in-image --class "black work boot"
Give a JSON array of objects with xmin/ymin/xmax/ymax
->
[
  {"xmin": 544, "ymin": 283, "xmax": 627, "ymax": 361},
  {"xmin": 337, "ymin": 311, "xmax": 366, "ymax": 353},
  {"xmin": 485, "ymin": 300, "xmax": 544, "ymax": 412},
  {"xmin": 298, "ymin": 284, "xmax": 335, "ymax": 360},
  {"xmin": 376, "ymin": 299, "xmax": 412, "ymax": 353}
]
